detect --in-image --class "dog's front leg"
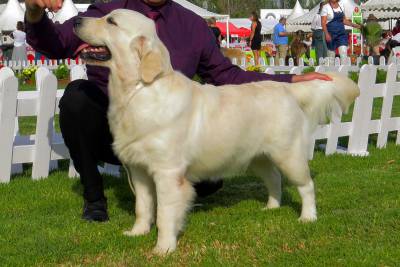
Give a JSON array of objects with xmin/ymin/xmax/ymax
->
[
  {"xmin": 152, "ymin": 169, "xmax": 195, "ymax": 254},
  {"xmin": 124, "ymin": 166, "xmax": 156, "ymax": 237}
]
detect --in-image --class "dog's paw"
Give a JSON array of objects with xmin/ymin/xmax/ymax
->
[
  {"xmin": 123, "ymin": 224, "xmax": 151, "ymax": 237},
  {"xmin": 298, "ymin": 214, "xmax": 317, "ymax": 223},
  {"xmin": 264, "ymin": 199, "xmax": 281, "ymax": 210}
]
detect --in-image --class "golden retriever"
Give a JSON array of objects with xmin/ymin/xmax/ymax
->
[{"xmin": 74, "ymin": 9, "xmax": 360, "ymax": 254}]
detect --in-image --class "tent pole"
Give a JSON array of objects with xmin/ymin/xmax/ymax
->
[{"xmin": 226, "ymin": 16, "xmax": 230, "ymax": 48}]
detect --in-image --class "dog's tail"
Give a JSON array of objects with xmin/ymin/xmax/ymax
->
[{"xmin": 287, "ymin": 72, "xmax": 360, "ymax": 129}]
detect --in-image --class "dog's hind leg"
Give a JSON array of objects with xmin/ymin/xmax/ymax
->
[
  {"xmin": 270, "ymin": 139, "xmax": 317, "ymax": 222},
  {"xmin": 153, "ymin": 169, "xmax": 195, "ymax": 254},
  {"xmin": 249, "ymin": 156, "xmax": 282, "ymax": 209},
  {"xmin": 124, "ymin": 166, "xmax": 156, "ymax": 237}
]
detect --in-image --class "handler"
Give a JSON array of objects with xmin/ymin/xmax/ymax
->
[{"xmin": 24, "ymin": 0, "xmax": 331, "ymax": 222}]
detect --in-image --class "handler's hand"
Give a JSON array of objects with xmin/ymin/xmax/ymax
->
[
  {"xmin": 25, "ymin": 0, "xmax": 63, "ymax": 23},
  {"xmin": 325, "ymin": 32, "xmax": 332, "ymax": 43},
  {"xmin": 291, "ymin": 72, "xmax": 332, "ymax": 83}
]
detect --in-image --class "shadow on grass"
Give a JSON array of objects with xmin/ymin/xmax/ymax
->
[
  {"xmin": 194, "ymin": 177, "xmax": 302, "ymax": 216},
  {"xmin": 69, "ymin": 172, "xmax": 307, "ymax": 218},
  {"xmin": 14, "ymin": 159, "xmax": 310, "ymax": 218}
]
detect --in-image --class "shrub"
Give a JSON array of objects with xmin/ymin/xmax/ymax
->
[
  {"xmin": 246, "ymin": 65, "xmax": 263, "ymax": 72},
  {"xmin": 18, "ymin": 65, "xmax": 39, "ymax": 83},
  {"xmin": 53, "ymin": 64, "xmax": 70, "ymax": 80}
]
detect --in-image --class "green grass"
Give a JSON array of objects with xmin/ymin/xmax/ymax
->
[
  {"xmin": 0, "ymin": 144, "xmax": 399, "ymax": 266},
  {"xmin": 4, "ymin": 73, "xmax": 399, "ymax": 266}
]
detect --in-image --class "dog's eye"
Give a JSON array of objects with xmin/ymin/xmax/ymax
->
[{"xmin": 107, "ymin": 17, "xmax": 118, "ymax": 26}]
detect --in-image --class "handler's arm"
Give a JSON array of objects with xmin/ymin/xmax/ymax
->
[
  {"xmin": 197, "ymin": 20, "xmax": 330, "ymax": 85},
  {"xmin": 321, "ymin": 15, "xmax": 331, "ymax": 42},
  {"xmin": 343, "ymin": 17, "xmax": 361, "ymax": 29},
  {"xmin": 197, "ymin": 20, "xmax": 294, "ymax": 85}
]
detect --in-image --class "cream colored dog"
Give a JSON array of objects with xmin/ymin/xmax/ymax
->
[{"xmin": 74, "ymin": 9, "xmax": 360, "ymax": 254}]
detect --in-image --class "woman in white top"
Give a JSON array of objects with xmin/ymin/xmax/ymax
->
[
  {"xmin": 11, "ymin": 21, "xmax": 27, "ymax": 62},
  {"xmin": 321, "ymin": 0, "xmax": 360, "ymax": 59},
  {"xmin": 311, "ymin": 2, "xmax": 328, "ymax": 64}
]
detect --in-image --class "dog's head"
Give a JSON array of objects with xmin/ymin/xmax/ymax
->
[{"xmin": 74, "ymin": 9, "xmax": 172, "ymax": 84}]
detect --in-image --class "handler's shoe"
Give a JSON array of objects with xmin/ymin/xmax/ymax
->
[
  {"xmin": 194, "ymin": 179, "xmax": 223, "ymax": 198},
  {"xmin": 82, "ymin": 198, "xmax": 109, "ymax": 222}
]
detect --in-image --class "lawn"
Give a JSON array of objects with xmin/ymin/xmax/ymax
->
[
  {"xmin": 1, "ymin": 71, "xmax": 399, "ymax": 266},
  {"xmin": 0, "ymin": 145, "xmax": 399, "ymax": 266}
]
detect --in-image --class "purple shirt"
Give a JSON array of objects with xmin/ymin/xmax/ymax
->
[{"xmin": 25, "ymin": 0, "xmax": 293, "ymax": 94}]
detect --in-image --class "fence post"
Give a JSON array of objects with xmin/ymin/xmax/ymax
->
[
  {"xmin": 0, "ymin": 74, "xmax": 18, "ymax": 182},
  {"xmin": 240, "ymin": 57, "xmax": 246, "ymax": 69},
  {"xmin": 231, "ymin": 57, "xmax": 237, "ymax": 65},
  {"xmin": 35, "ymin": 67, "xmax": 59, "ymax": 171},
  {"xmin": 356, "ymin": 57, "xmax": 362, "ymax": 66},
  {"xmin": 35, "ymin": 66, "xmax": 50, "ymax": 82},
  {"xmin": 379, "ymin": 56, "xmax": 386, "ymax": 66},
  {"xmin": 347, "ymin": 64, "xmax": 376, "ymax": 156},
  {"xmin": 377, "ymin": 64, "xmax": 398, "ymax": 148},
  {"xmin": 269, "ymin": 57, "xmax": 275, "ymax": 66},
  {"xmin": 288, "ymin": 58, "xmax": 294, "ymax": 66},
  {"xmin": 0, "ymin": 68, "xmax": 23, "ymax": 175},
  {"xmin": 31, "ymin": 73, "xmax": 58, "ymax": 179},
  {"xmin": 259, "ymin": 57, "xmax": 265, "ymax": 66}
]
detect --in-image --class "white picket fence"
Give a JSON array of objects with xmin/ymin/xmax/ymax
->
[
  {"xmin": 0, "ymin": 64, "xmax": 399, "ymax": 183},
  {"xmin": 3, "ymin": 55, "xmax": 400, "ymax": 72},
  {"xmin": 0, "ymin": 65, "xmax": 119, "ymax": 183},
  {"xmin": 233, "ymin": 55, "xmax": 400, "ymax": 73},
  {"xmin": 2, "ymin": 59, "xmax": 84, "ymax": 70}
]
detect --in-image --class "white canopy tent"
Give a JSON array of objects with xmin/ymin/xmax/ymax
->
[
  {"xmin": 287, "ymin": 0, "xmax": 307, "ymax": 21},
  {"xmin": 361, "ymin": 0, "xmax": 400, "ymax": 11},
  {"xmin": 0, "ymin": 0, "xmax": 24, "ymax": 31},
  {"xmin": 361, "ymin": 0, "xmax": 400, "ymax": 20},
  {"xmin": 53, "ymin": 0, "xmax": 79, "ymax": 24}
]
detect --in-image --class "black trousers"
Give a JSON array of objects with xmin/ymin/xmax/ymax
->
[{"xmin": 59, "ymin": 79, "xmax": 120, "ymax": 202}]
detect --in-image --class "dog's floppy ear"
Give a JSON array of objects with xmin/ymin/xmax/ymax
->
[{"xmin": 130, "ymin": 36, "xmax": 163, "ymax": 84}]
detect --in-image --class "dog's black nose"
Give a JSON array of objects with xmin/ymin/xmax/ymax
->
[{"xmin": 74, "ymin": 17, "xmax": 83, "ymax": 29}]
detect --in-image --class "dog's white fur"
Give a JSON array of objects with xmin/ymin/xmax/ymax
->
[{"xmin": 75, "ymin": 9, "xmax": 360, "ymax": 254}]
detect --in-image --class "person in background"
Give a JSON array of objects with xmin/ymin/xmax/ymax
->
[
  {"xmin": 12, "ymin": 21, "xmax": 27, "ymax": 62},
  {"xmin": 321, "ymin": 0, "xmax": 361, "ymax": 60},
  {"xmin": 363, "ymin": 14, "xmax": 382, "ymax": 56},
  {"xmin": 392, "ymin": 19, "xmax": 400, "ymax": 36},
  {"xmin": 207, "ymin": 17, "xmax": 221, "ymax": 48},
  {"xmin": 249, "ymin": 11, "xmax": 262, "ymax": 65},
  {"xmin": 273, "ymin": 17, "xmax": 289, "ymax": 64},
  {"xmin": 220, "ymin": 35, "xmax": 227, "ymax": 48},
  {"xmin": 311, "ymin": 2, "xmax": 328, "ymax": 64}
]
